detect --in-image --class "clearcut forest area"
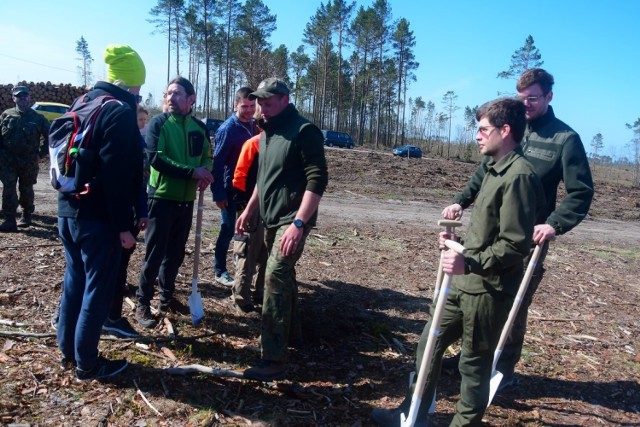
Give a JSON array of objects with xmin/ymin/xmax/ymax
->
[{"xmin": 1, "ymin": 147, "xmax": 639, "ymax": 426}]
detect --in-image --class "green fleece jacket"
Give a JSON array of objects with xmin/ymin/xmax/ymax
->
[
  {"xmin": 257, "ymin": 104, "xmax": 328, "ymax": 228},
  {"xmin": 146, "ymin": 112, "xmax": 212, "ymax": 202},
  {"xmin": 453, "ymin": 106, "xmax": 593, "ymax": 234}
]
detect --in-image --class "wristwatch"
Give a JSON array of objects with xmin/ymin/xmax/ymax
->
[{"xmin": 293, "ymin": 219, "xmax": 305, "ymax": 229}]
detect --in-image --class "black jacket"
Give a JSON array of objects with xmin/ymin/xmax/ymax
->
[{"xmin": 57, "ymin": 82, "xmax": 143, "ymax": 233}]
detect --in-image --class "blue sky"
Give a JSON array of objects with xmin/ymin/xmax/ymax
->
[{"xmin": 1, "ymin": 0, "xmax": 638, "ymax": 158}]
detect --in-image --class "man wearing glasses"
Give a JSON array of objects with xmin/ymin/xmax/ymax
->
[
  {"xmin": 372, "ymin": 97, "xmax": 545, "ymax": 426},
  {"xmin": 0, "ymin": 85, "xmax": 50, "ymax": 232},
  {"xmin": 440, "ymin": 68, "xmax": 594, "ymax": 391}
]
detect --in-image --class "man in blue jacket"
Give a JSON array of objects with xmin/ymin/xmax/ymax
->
[{"xmin": 211, "ymin": 87, "xmax": 256, "ymax": 287}]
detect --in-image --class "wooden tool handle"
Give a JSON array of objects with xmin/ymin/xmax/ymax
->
[{"xmin": 437, "ymin": 219, "xmax": 463, "ymax": 228}]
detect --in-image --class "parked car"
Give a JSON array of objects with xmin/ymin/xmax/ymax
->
[
  {"xmin": 392, "ymin": 145, "xmax": 422, "ymax": 158},
  {"xmin": 32, "ymin": 102, "xmax": 69, "ymax": 122},
  {"xmin": 202, "ymin": 118, "xmax": 224, "ymax": 137},
  {"xmin": 322, "ymin": 130, "xmax": 355, "ymax": 149}
]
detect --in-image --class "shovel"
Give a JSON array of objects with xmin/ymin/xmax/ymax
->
[
  {"xmin": 433, "ymin": 220, "xmax": 463, "ymax": 301},
  {"xmin": 189, "ymin": 189, "xmax": 205, "ymax": 326},
  {"xmin": 487, "ymin": 242, "xmax": 545, "ymax": 406},
  {"xmin": 402, "ymin": 239, "xmax": 467, "ymax": 427}
]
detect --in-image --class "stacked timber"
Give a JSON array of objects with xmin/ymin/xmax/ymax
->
[{"xmin": 0, "ymin": 81, "xmax": 87, "ymax": 112}]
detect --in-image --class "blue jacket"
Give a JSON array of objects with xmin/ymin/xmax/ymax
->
[{"xmin": 211, "ymin": 114, "xmax": 254, "ymax": 201}]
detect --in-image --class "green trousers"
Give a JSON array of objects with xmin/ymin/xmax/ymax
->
[
  {"xmin": 260, "ymin": 224, "xmax": 310, "ymax": 362},
  {"xmin": 408, "ymin": 285, "xmax": 513, "ymax": 426}
]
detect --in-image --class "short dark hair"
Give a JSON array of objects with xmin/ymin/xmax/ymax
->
[
  {"xmin": 517, "ymin": 68, "xmax": 554, "ymax": 95},
  {"xmin": 168, "ymin": 76, "xmax": 195, "ymax": 96},
  {"xmin": 235, "ymin": 86, "xmax": 254, "ymax": 103},
  {"xmin": 476, "ymin": 97, "xmax": 527, "ymax": 143}
]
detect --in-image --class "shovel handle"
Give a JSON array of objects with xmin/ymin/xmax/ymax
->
[
  {"xmin": 404, "ymin": 241, "xmax": 467, "ymax": 426},
  {"xmin": 433, "ymin": 222, "xmax": 464, "ymax": 300},
  {"xmin": 192, "ymin": 190, "xmax": 205, "ymax": 283},
  {"xmin": 437, "ymin": 219, "xmax": 463, "ymax": 230}
]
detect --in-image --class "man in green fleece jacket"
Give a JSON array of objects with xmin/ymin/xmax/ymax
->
[
  {"xmin": 136, "ymin": 76, "xmax": 213, "ymax": 328},
  {"xmin": 236, "ymin": 78, "xmax": 328, "ymax": 381},
  {"xmin": 441, "ymin": 69, "xmax": 594, "ymax": 390},
  {"xmin": 372, "ymin": 97, "xmax": 545, "ymax": 426}
]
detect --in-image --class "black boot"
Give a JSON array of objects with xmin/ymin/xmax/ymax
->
[
  {"xmin": 0, "ymin": 217, "xmax": 17, "ymax": 232},
  {"xmin": 17, "ymin": 213, "xmax": 32, "ymax": 228}
]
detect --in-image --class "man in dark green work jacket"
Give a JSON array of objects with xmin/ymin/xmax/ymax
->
[
  {"xmin": 371, "ymin": 97, "xmax": 545, "ymax": 426},
  {"xmin": 441, "ymin": 69, "xmax": 594, "ymax": 390}
]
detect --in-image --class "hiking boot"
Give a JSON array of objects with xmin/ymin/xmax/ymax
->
[
  {"xmin": 135, "ymin": 305, "xmax": 157, "ymax": 329},
  {"xmin": 0, "ymin": 217, "xmax": 17, "ymax": 233},
  {"xmin": 102, "ymin": 317, "xmax": 140, "ymax": 338},
  {"xmin": 441, "ymin": 352, "xmax": 460, "ymax": 374},
  {"xmin": 370, "ymin": 407, "xmax": 431, "ymax": 427},
  {"xmin": 236, "ymin": 302, "xmax": 257, "ymax": 314},
  {"xmin": 76, "ymin": 356, "xmax": 128, "ymax": 381},
  {"xmin": 50, "ymin": 307, "xmax": 60, "ymax": 331},
  {"xmin": 289, "ymin": 337, "xmax": 304, "ymax": 350},
  {"xmin": 252, "ymin": 291, "xmax": 264, "ymax": 306},
  {"xmin": 17, "ymin": 213, "xmax": 32, "ymax": 227},
  {"xmin": 243, "ymin": 360, "xmax": 286, "ymax": 382},
  {"xmin": 370, "ymin": 407, "xmax": 401, "ymax": 427},
  {"xmin": 496, "ymin": 372, "xmax": 517, "ymax": 394},
  {"xmin": 60, "ymin": 357, "xmax": 76, "ymax": 370},
  {"xmin": 158, "ymin": 298, "xmax": 188, "ymax": 315},
  {"xmin": 215, "ymin": 271, "xmax": 234, "ymax": 287}
]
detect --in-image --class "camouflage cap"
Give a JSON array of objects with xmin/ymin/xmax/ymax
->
[
  {"xmin": 11, "ymin": 86, "xmax": 29, "ymax": 96},
  {"xmin": 249, "ymin": 78, "xmax": 290, "ymax": 100}
]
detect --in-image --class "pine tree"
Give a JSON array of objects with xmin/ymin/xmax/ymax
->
[
  {"xmin": 75, "ymin": 36, "xmax": 93, "ymax": 87},
  {"xmin": 497, "ymin": 35, "xmax": 544, "ymax": 80}
]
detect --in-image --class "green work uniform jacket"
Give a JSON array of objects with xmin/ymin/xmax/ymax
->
[{"xmin": 457, "ymin": 147, "xmax": 545, "ymax": 296}]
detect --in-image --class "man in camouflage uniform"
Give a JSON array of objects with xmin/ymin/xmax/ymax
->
[{"xmin": 0, "ymin": 85, "xmax": 50, "ymax": 232}]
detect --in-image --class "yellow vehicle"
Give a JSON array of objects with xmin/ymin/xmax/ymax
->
[{"xmin": 32, "ymin": 102, "xmax": 70, "ymax": 122}]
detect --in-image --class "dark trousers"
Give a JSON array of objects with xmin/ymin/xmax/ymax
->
[
  {"xmin": 0, "ymin": 159, "xmax": 38, "ymax": 216},
  {"xmin": 402, "ymin": 285, "xmax": 512, "ymax": 426},
  {"xmin": 57, "ymin": 217, "xmax": 122, "ymax": 371},
  {"xmin": 214, "ymin": 193, "xmax": 237, "ymax": 276},
  {"xmin": 109, "ymin": 228, "xmax": 140, "ymax": 320},
  {"xmin": 260, "ymin": 225, "xmax": 309, "ymax": 362},
  {"xmin": 137, "ymin": 199, "xmax": 193, "ymax": 307}
]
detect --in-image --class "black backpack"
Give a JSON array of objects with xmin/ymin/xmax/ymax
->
[{"xmin": 48, "ymin": 94, "xmax": 121, "ymax": 194}]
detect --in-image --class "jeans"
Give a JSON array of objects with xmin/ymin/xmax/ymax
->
[
  {"xmin": 57, "ymin": 217, "xmax": 122, "ymax": 371},
  {"xmin": 214, "ymin": 195, "xmax": 237, "ymax": 276},
  {"xmin": 137, "ymin": 199, "xmax": 193, "ymax": 307}
]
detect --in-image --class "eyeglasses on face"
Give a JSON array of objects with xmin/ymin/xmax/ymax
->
[
  {"xmin": 477, "ymin": 125, "xmax": 498, "ymax": 136},
  {"xmin": 518, "ymin": 95, "xmax": 545, "ymax": 104},
  {"xmin": 135, "ymin": 95, "xmax": 143, "ymax": 103},
  {"xmin": 15, "ymin": 94, "xmax": 29, "ymax": 99}
]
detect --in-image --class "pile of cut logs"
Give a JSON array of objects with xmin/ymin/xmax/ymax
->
[{"xmin": 0, "ymin": 81, "xmax": 87, "ymax": 112}]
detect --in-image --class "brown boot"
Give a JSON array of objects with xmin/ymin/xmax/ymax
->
[
  {"xmin": 0, "ymin": 217, "xmax": 17, "ymax": 233},
  {"xmin": 17, "ymin": 213, "xmax": 32, "ymax": 228}
]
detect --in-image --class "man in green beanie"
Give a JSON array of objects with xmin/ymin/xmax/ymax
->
[{"xmin": 55, "ymin": 44, "xmax": 145, "ymax": 381}]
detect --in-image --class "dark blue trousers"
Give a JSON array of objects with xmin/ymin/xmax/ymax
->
[{"xmin": 57, "ymin": 217, "xmax": 122, "ymax": 371}]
